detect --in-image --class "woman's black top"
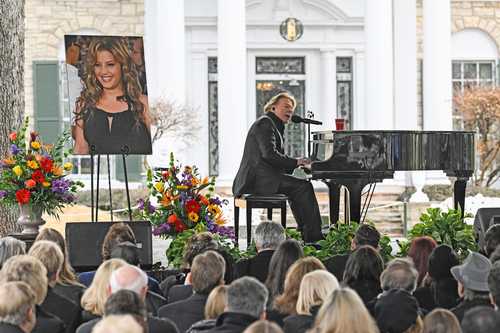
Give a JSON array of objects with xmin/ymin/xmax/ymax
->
[{"xmin": 83, "ymin": 106, "xmax": 152, "ymax": 155}]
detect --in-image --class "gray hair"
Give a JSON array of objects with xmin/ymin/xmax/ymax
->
[
  {"xmin": 0, "ymin": 237, "xmax": 25, "ymax": 268},
  {"xmin": 227, "ymin": 277, "xmax": 268, "ymax": 318},
  {"xmin": 254, "ymin": 222, "xmax": 286, "ymax": 250},
  {"xmin": 0, "ymin": 282, "xmax": 35, "ymax": 327},
  {"xmin": 380, "ymin": 258, "xmax": 418, "ymax": 293},
  {"xmin": 109, "ymin": 265, "xmax": 148, "ymax": 295}
]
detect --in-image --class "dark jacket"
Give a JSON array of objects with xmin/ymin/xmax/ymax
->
[
  {"xmin": 167, "ymin": 285, "xmax": 193, "ymax": 304},
  {"xmin": 414, "ymin": 278, "xmax": 459, "ymax": 311},
  {"xmin": 187, "ymin": 319, "xmax": 217, "ymax": 333},
  {"xmin": 0, "ymin": 323, "xmax": 25, "ymax": 333},
  {"xmin": 52, "ymin": 283, "xmax": 86, "ymax": 309},
  {"xmin": 33, "ymin": 306, "xmax": 65, "ymax": 333},
  {"xmin": 76, "ymin": 316, "xmax": 179, "ymax": 333},
  {"xmin": 235, "ymin": 250, "xmax": 274, "ymax": 283},
  {"xmin": 451, "ymin": 297, "xmax": 493, "ymax": 323},
  {"xmin": 283, "ymin": 306, "xmax": 320, "ymax": 333},
  {"xmin": 146, "ymin": 290, "xmax": 167, "ymax": 316},
  {"xmin": 41, "ymin": 287, "xmax": 81, "ymax": 333},
  {"xmin": 159, "ymin": 293, "xmax": 209, "ymax": 332},
  {"xmin": 324, "ymin": 254, "xmax": 350, "ymax": 281},
  {"xmin": 232, "ymin": 113, "xmax": 297, "ymax": 196},
  {"xmin": 208, "ymin": 312, "xmax": 259, "ymax": 333},
  {"xmin": 346, "ymin": 279, "xmax": 381, "ymax": 305}
]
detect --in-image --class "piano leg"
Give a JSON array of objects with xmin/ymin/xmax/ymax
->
[
  {"xmin": 344, "ymin": 181, "xmax": 367, "ymax": 224},
  {"xmin": 325, "ymin": 181, "xmax": 341, "ymax": 225},
  {"xmin": 454, "ymin": 177, "xmax": 468, "ymax": 218}
]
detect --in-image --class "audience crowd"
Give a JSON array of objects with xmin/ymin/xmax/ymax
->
[{"xmin": 1, "ymin": 221, "xmax": 500, "ymax": 333}]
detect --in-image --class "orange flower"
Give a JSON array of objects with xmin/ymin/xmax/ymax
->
[
  {"xmin": 160, "ymin": 194, "xmax": 172, "ymax": 207},
  {"xmin": 202, "ymin": 177, "xmax": 210, "ymax": 185},
  {"xmin": 52, "ymin": 165, "xmax": 64, "ymax": 176},
  {"xmin": 198, "ymin": 195, "xmax": 210, "ymax": 206},
  {"xmin": 3, "ymin": 158, "xmax": 15, "ymax": 166},
  {"xmin": 25, "ymin": 179, "xmax": 36, "ymax": 189},
  {"xmin": 8, "ymin": 132, "xmax": 17, "ymax": 141},
  {"xmin": 215, "ymin": 216, "xmax": 226, "ymax": 226}
]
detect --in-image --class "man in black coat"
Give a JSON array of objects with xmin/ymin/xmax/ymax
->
[
  {"xmin": 159, "ymin": 251, "xmax": 226, "ymax": 332},
  {"xmin": 235, "ymin": 222, "xmax": 285, "ymax": 282},
  {"xmin": 232, "ymin": 91, "xmax": 322, "ymax": 243},
  {"xmin": 0, "ymin": 282, "xmax": 37, "ymax": 333}
]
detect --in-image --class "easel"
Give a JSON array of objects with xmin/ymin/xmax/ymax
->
[{"xmin": 89, "ymin": 145, "xmax": 133, "ymax": 222}]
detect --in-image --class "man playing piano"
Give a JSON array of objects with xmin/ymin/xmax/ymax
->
[{"xmin": 232, "ymin": 91, "xmax": 323, "ymax": 242}]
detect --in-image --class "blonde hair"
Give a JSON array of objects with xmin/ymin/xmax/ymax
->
[
  {"xmin": 205, "ymin": 285, "xmax": 228, "ymax": 319},
  {"xmin": 243, "ymin": 320, "xmax": 284, "ymax": 333},
  {"xmin": 405, "ymin": 316, "xmax": 424, "ymax": 333},
  {"xmin": 263, "ymin": 92, "xmax": 296, "ymax": 113},
  {"xmin": 296, "ymin": 270, "xmax": 339, "ymax": 315},
  {"xmin": 423, "ymin": 309, "xmax": 461, "ymax": 333},
  {"xmin": 36, "ymin": 228, "xmax": 82, "ymax": 286},
  {"xmin": 0, "ymin": 255, "xmax": 48, "ymax": 305},
  {"xmin": 274, "ymin": 257, "xmax": 325, "ymax": 315},
  {"xmin": 81, "ymin": 258, "xmax": 127, "ymax": 316},
  {"xmin": 92, "ymin": 314, "xmax": 143, "ymax": 333},
  {"xmin": 28, "ymin": 240, "xmax": 64, "ymax": 282},
  {"xmin": 314, "ymin": 287, "xmax": 379, "ymax": 333},
  {"xmin": 0, "ymin": 281, "xmax": 36, "ymax": 326}
]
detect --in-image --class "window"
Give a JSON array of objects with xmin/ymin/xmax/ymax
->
[
  {"xmin": 208, "ymin": 57, "xmax": 219, "ymax": 176},
  {"xmin": 336, "ymin": 57, "xmax": 353, "ymax": 130}
]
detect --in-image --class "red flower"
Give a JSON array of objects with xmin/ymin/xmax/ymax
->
[
  {"xmin": 9, "ymin": 132, "xmax": 17, "ymax": 141},
  {"xmin": 167, "ymin": 214, "xmax": 180, "ymax": 225},
  {"xmin": 162, "ymin": 171, "xmax": 170, "ymax": 179},
  {"xmin": 25, "ymin": 179, "xmax": 36, "ymax": 189},
  {"xmin": 174, "ymin": 222, "xmax": 186, "ymax": 232},
  {"xmin": 30, "ymin": 131, "xmax": 38, "ymax": 142},
  {"xmin": 40, "ymin": 157, "xmax": 53, "ymax": 173},
  {"xmin": 32, "ymin": 170, "xmax": 45, "ymax": 183},
  {"xmin": 198, "ymin": 195, "xmax": 210, "ymax": 206},
  {"xmin": 185, "ymin": 199, "xmax": 201, "ymax": 213},
  {"xmin": 16, "ymin": 189, "xmax": 31, "ymax": 204}
]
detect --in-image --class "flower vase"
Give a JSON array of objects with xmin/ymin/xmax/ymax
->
[{"xmin": 17, "ymin": 204, "xmax": 46, "ymax": 234}]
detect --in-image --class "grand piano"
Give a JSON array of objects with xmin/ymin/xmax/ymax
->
[{"xmin": 310, "ymin": 130, "xmax": 475, "ymax": 224}]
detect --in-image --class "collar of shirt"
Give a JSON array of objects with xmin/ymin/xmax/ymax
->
[{"xmin": 266, "ymin": 111, "xmax": 285, "ymax": 135}]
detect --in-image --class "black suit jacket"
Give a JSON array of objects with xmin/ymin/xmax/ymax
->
[
  {"xmin": 235, "ymin": 250, "xmax": 274, "ymax": 283},
  {"xmin": 207, "ymin": 312, "xmax": 258, "ymax": 333},
  {"xmin": 41, "ymin": 287, "xmax": 81, "ymax": 333},
  {"xmin": 52, "ymin": 283, "xmax": 85, "ymax": 308},
  {"xmin": 0, "ymin": 323, "xmax": 25, "ymax": 333},
  {"xmin": 158, "ymin": 293, "xmax": 208, "ymax": 332},
  {"xmin": 232, "ymin": 113, "xmax": 297, "ymax": 196},
  {"xmin": 167, "ymin": 284, "xmax": 193, "ymax": 304},
  {"xmin": 324, "ymin": 253, "xmax": 350, "ymax": 281},
  {"xmin": 146, "ymin": 290, "xmax": 167, "ymax": 316},
  {"xmin": 33, "ymin": 306, "xmax": 65, "ymax": 333},
  {"xmin": 76, "ymin": 316, "xmax": 179, "ymax": 333}
]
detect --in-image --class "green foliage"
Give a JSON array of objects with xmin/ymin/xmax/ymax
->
[
  {"xmin": 406, "ymin": 207, "xmax": 477, "ymax": 260},
  {"xmin": 313, "ymin": 222, "xmax": 358, "ymax": 261},
  {"xmin": 379, "ymin": 235, "xmax": 394, "ymax": 262}
]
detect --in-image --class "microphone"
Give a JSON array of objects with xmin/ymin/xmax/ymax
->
[{"xmin": 291, "ymin": 115, "xmax": 323, "ymax": 125}]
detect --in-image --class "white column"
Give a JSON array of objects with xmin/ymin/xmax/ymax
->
[
  {"xmin": 423, "ymin": 0, "xmax": 452, "ymax": 130},
  {"xmin": 144, "ymin": 0, "xmax": 158, "ymax": 101},
  {"xmin": 364, "ymin": 0, "xmax": 394, "ymax": 130},
  {"xmin": 354, "ymin": 51, "xmax": 365, "ymax": 129},
  {"xmin": 320, "ymin": 50, "xmax": 336, "ymax": 129},
  {"xmin": 217, "ymin": 0, "xmax": 247, "ymax": 183},
  {"xmin": 394, "ymin": 0, "xmax": 418, "ymax": 130},
  {"xmin": 157, "ymin": 0, "xmax": 186, "ymax": 104}
]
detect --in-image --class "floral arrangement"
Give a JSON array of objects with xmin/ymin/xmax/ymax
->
[
  {"xmin": 138, "ymin": 153, "xmax": 234, "ymax": 240},
  {"xmin": 0, "ymin": 117, "xmax": 84, "ymax": 216}
]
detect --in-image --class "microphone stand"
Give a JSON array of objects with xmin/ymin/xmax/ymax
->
[{"xmin": 306, "ymin": 110, "xmax": 314, "ymax": 158}]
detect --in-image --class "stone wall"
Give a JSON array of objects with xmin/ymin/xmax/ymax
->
[{"xmin": 24, "ymin": 0, "xmax": 144, "ymax": 118}]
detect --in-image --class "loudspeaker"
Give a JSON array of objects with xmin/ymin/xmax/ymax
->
[
  {"xmin": 474, "ymin": 207, "xmax": 500, "ymax": 249},
  {"xmin": 65, "ymin": 221, "xmax": 153, "ymax": 272}
]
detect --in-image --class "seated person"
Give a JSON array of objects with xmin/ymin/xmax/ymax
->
[
  {"xmin": 186, "ymin": 285, "xmax": 227, "ymax": 332},
  {"xmin": 484, "ymin": 224, "xmax": 500, "ymax": 258},
  {"xmin": 0, "ymin": 282, "xmax": 37, "ymax": 333}
]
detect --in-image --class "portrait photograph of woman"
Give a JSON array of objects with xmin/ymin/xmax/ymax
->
[{"xmin": 64, "ymin": 35, "xmax": 152, "ymax": 155}]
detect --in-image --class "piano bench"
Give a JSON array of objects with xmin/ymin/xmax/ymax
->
[{"xmin": 234, "ymin": 194, "xmax": 288, "ymax": 245}]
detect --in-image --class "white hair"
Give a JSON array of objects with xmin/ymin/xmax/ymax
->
[{"xmin": 109, "ymin": 265, "xmax": 148, "ymax": 295}]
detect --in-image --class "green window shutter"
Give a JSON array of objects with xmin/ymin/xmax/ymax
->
[
  {"xmin": 115, "ymin": 155, "xmax": 143, "ymax": 182},
  {"xmin": 33, "ymin": 61, "xmax": 61, "ymax": 144}
]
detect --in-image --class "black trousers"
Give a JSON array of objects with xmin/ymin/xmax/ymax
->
[{"xmin": 255, "ymin": 174, "xmax": 323, "ymax": 242}]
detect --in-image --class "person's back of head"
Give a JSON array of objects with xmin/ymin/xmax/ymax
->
[
  {"xmin": 408, "ymin": 236, "xmax": 437, "ymax": 286},
  {"xmin": 374, "ymin": 289, "xmax": 420, "ymax": 333},
  {"xmin": 0, "ymin": 281, "xmax": 36, "ymax": 333},
  {"xmin": 353, "ymin": 224, "xmax": 380, "ymax": 249},
  {"xmin": 489, "ymin": 245, "xmax": 500, "ymax": 264},
  {"xmin": 243, "ymin": 320, "xmax": 284, "ymax": 333},
  {"xmin": 109, "ymin": 264, "xmax": 148, "ymax": 299},
  {"xmin": 28, "ymin": 240, "xmax": 64, "ymax": 286},
  {"xmin": 204, "ymin": 285, "xmax": 228, "ymax": 320},
  {"xmin": 423, "ymin": 309, "xmax": 461, "ymax": 333},
  {"xmin": 488, "ymin": 261, "xmax": 500, "ymax": 308},
  {"xmin": 461, "ymin": 306, "xmax": 499, "ymax": 333},
  {"xmin": 191, "ymin": 250, "xmax": 225, "ymax": 295},
  {"xmin": 254, "ymin": 222, "xmax": 285, "ymax": 251},
  {"xmin": 0, "ymin": 254, "xmax": 48, "ymax": 305},
  {"xmin": 102, "ymin": 223, "xmax": 136, "ymax": 261},
  {"xmin": 92, "ymin": 314, "xmax": 144, "ymax": 333},
  {"xmin": 296, "ymin": 270, "xmax": 339, "ymax": 315},
  {"xmin": 0, "ymin": 236, "xmax": 25, "ymax": 269},
  {"xmin": 380, "ymin": 257, "xmax": 419, "ymax": 293},
  {"xmin": 484, "ymin": 224, "xmax": 500, "ymax": 258},
  {"xmin": 343, "ymin": 245, "xmax": 384, "ymax": 285},
  {"xmin": 227, "ymin": 277, "xmax": 268, "ymax": 319},
  {"xmin": 428, "ymin": 245, "xmax": 459, "ymax": 281},
  {"xmin": 104, "ymin": 289, "xmax": 147, "ymax": 318},
  {"xmin": 110, "ymin": 242, "xmax": 141, "ymax": 266},
  {"xmin": 182, "ymin": 232, "xmax": 218, "ymax": 269}
]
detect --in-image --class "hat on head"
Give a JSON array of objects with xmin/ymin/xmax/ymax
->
[
  {"xmin": 374, "ymin": 289, "xmax": 419, "ymax": 333},
  {"xmin": 450, "ymin": 252, "xmax": 491, "ymax": 292}
]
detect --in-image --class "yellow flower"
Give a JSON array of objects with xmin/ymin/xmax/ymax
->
[
  {"xmin": 188, "ymin": 212, "xmax": 199, "ymax": 223},
  {"xmin": 12, "ymin": 165, "xmax": 22, "ymax": 177},
  {"xmin": 31, "ymin": 141, "xmax": 41, "ymax": 150},
  {"xmin": 208, "ymin": 204, "xmax": 221, "ymax": 216},
  {"xmin": 63, "ymin": 162, "xmax": 73, "ymax": 171},
  {"xmin": 191, "ymin": 177, "xmax": 200, "ymax": 186},
  {"xmin": 215, "ymin": 216, "xmax": 226, "ymax": 226},
  {"xmin": 176, "ymin": 185, "xmax": 189, "ymax": 190},
  {"xmin": 52, "ymin": 165, "xmax": 64, "ymax": 176},
  {"xmin": 42, "ymin": 181, "xmax": 50, "ymax": 187},
  {"xmin": 26, "ymin": 160, "xmax": 39, "ymax": 169},
  {"xmin": 154, "ymin": 182, "xmax": 164, "ymax": 193}
]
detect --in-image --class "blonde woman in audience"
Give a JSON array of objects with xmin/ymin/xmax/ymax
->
[
  {"xmin": 422, "ymin": 309, "xmax": 461, "ymax": 333},
  {"xmin": 91, "ymin": 314, "xmax": 144, "ymax": 333},
  {"xmin": 0, "ymin": 236, "xmax": 26, "ymax": 268},
  {"xmin": 284, "ymin": 270, "xmax": 339, "ymax": 333},
  {"xmin": 186, "ymin": 285, "xmax": 228, "ymax": 333},
  {"xmin": 81, "ymin": 258, "xmax": 127, "ymax": 322},
  {"xmin": 312, "ymin": 287, "xmax": 379, "ymax": 333},
  {"xmin": 271, "ymin": 257, "xmax": 325, "ymax": 325},
  {"xmin": 0, "ymin": 254, "xmax": 65, "ymax": 333},
  {"xmin": 243, "ymin": 320, "xmax": 284, "ymax": 333}
]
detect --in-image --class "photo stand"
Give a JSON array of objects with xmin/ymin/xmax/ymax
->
[{"xmin": 89, "ymin": 145, "xmax": 133, "ymax": 222}]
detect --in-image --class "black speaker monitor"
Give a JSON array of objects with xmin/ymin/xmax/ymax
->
[{"xmin": 65, "ymin": 221, "xmax": 153, "ymax": 272}]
